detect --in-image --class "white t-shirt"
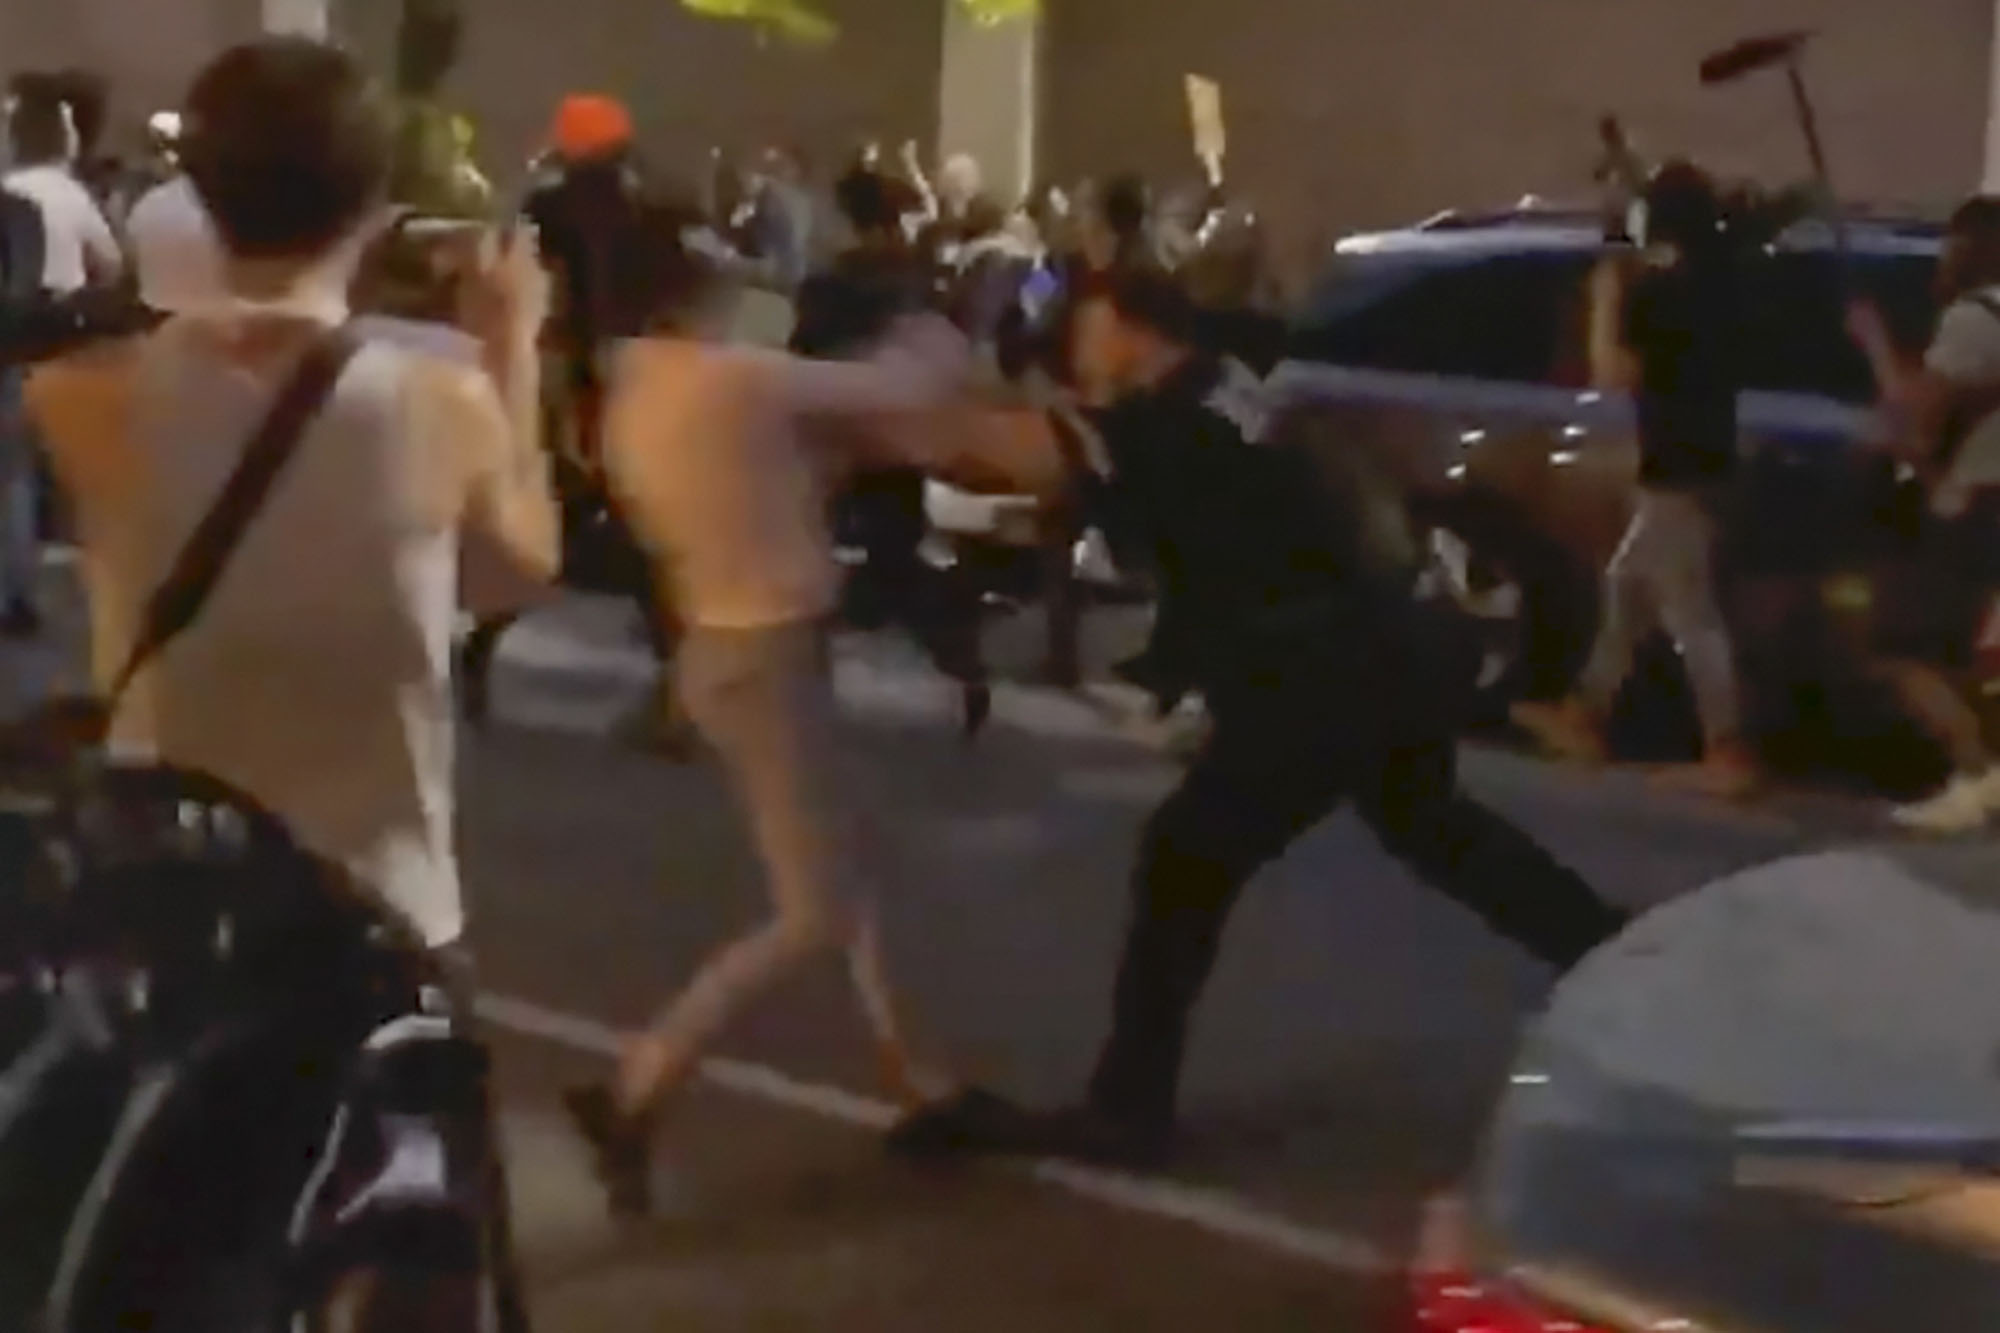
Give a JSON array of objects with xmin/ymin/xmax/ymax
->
[
  {"xmin": 2, "ymin": 163, "xmax": 120, "ymax": 294},
  {"xmin": 1924, "ymin": 286, "xmax": 2000, "ymax": 515},
  {"xmin": 87, "ymin": 319, "xmax": 485, "ymax": 946},
  {"xmin": 127, "ymin": 176, "xmax": 225, "ymax": 314}
]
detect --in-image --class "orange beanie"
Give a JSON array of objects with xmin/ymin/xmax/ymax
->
[{"xmin": 550, "ymin": 94, "xmax": 634, "ymax": 161}]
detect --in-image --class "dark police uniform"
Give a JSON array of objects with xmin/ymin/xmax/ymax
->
[{"xmin": 1077, "ymin": 354, "xmax": 1631, "ymax": 1145}]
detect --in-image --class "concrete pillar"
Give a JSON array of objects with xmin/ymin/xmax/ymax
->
[
  {"xmin": 1986, "ymin": 0, "xmax": 2000, "ymax": 189},
  {"xmin": 262, "ymin": 0, "xmax": 330, "ymax": 39},
  {"xmin": 936, "ymin": 1, "xmax": 1040, "ymax": 207}
]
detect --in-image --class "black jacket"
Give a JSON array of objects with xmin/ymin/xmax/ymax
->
[{"xmin": 1088, "ymin": 356, "xmax": 1472, "ymax": 728}]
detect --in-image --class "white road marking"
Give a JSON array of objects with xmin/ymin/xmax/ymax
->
[{"xmin": 475, "ymin": 992, "xmax": 1395, "ymax": 1277}]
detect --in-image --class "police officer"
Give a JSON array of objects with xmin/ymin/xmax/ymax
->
[{"xmin": 894, "ymin": 269, "xmax": 1631, "ymax": 1165}]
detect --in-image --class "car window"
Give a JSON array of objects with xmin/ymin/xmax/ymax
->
[
  {"xmin": 1292, "ymin": 252, "xmax": 1596, "ymax": 385},
  {"xmin": 1737, "ymin": 250, "xmax": 1937, "ymax": 403}
]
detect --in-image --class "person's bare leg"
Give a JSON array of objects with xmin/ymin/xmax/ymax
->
[
  {"xmin": 614, "ymin": 902, "xmax": 836, "ymax": 1115},
  {"xmin": 612, "ymin": 625, "xmax": 923, "ymax": 1117}
]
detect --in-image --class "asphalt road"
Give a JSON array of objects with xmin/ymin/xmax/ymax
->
[
  {"xmin": 10, "ymin": 570, "xmax": 1995, "ymax": 1329},
  {"xmin": 444, "ymin": 592, "xmax": 2000, "ymax": 1330}
]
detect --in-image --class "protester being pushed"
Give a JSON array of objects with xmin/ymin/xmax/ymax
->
[
  {"xmin": 1512, "ymin": 160, "xmax": 1760, "ymax": 799},
  {"xmin": 562, "ymin": 227, "xmax": 1064, "ymax": 1216},
  {"xmin": 890, "ymin": 270, "xmax": 1630, "ymax": 1168},
  {"xmin": 1846, "ymin": 196, "xmax": 2000, "ymax": 832}
]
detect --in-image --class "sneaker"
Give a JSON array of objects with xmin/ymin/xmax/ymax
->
[
  {"xmin": 562, "ymin": 1084, "xmax": 655, "ymax": 1218},
  {"xmin": 1892, "ymin": 770, "xmax": 2000, "ymax": 835}
]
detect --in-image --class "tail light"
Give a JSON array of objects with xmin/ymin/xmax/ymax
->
[
  {"xmin": 1410, "ymin": 1197, "xmax": 1613, "ymax": 1333},
  {"xmin": 1410, "ymin": 1270, "xmax": 1613, "ymax": 1333}
]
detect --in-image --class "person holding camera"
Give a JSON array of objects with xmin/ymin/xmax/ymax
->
[{"xmin": 28, "ymin": 38, "xmax": 558, "ymax": 961}]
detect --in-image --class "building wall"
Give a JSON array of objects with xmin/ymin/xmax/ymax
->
[
  {"xmin": 338, "ymin": 0, "xmax": 944, "ymax": 190},
  {"xmin": 0, "ymin": 0, "xmax": 261, "ymax": 146},
  {"xmin": 4, "ymin": 0, "xmax": 1993, "ymax": 280},
  {"xmin": 0, "ymin": 0, "xmax": 943, "ymax": 191},
  {"xmin": 1042, "ymin": 0, "xmax": 1998, "ymax": 282}
]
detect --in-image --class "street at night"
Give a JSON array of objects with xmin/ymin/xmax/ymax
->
[{"xmin": 428, "ymin": 592, "xmax": 1994, "ymax": 1328}]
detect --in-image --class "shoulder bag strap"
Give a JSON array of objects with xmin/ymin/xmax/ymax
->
[{"xmin": 106, "ymin": 326, "xmax": 363, "ymax": 705}]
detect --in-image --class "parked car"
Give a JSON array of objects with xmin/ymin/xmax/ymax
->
[
  {"xmin": 1273, "ymin": 206, "xmax": 1959, "ymax": 785},
  {"xmin": 1409, "ymin": 849, "xmax": 2000, "ymax": 1332}
]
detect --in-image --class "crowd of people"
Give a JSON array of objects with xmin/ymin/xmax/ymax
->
[
  {"xmin": 1, "ymin": 25, "xmax": 1998, "ymax": 1321},
  {"xmin": 0, "ymin": 34, "xmax": 1626, "ymax": 1245}
]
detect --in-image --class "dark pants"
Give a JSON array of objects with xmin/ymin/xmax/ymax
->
[
  {"xmin": 459, "ymin": 562, "xmax": 679, "ymax": 727},
  {"xmin": 842, "ymin": 467, "xmax": 987, "ymax": 688},
  {"xmin": 1086, "ymin": 686, "xmax": 1629, "ymax": 1138}
]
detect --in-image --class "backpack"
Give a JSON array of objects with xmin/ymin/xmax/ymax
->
[
  {"xmin": 0, "ymin": 328, "xmax": 518, "ymax": 1331},
  {"xmin": 0, "ymin": 187, "xmax": 155, "ymax": 366},
  {"xmin": 0, "ymin": 189, "xmax": 47, "ymax": 355}
]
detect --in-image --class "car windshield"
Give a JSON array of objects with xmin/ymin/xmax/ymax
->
[{"xmin": 1474, "ymin": 850, "xmax": 2000, "ymax": 1332}]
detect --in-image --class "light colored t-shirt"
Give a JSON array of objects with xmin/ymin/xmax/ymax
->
[
  {"xmin": 127, "ymin": 176, "xmax": 225, "ymax": 314},
  {"xmin": 605, "ymin": 320, "xmax": 966, "ymax": 630},
  {"xmin": 1924, "ymin": 286, "xmax": 2000, "ymax": 516},
  {"xmin": 3, "ymin": 163, "xmax": 120, "ymax": 294},
  {"xmin": 41, "ymin": 315, "xmax": 550, "ymax": 947}
]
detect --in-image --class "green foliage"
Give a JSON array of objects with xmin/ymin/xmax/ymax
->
[{"xmin": 673, "ymin": 0, "xmax": 1037, "ymax": 46}]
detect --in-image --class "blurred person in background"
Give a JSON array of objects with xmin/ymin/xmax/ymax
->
[
  {"xmin": 47, "ymin": 69, "xmax": 133, "ymax": 218},
  {"xmin": 4, "ymin": 77, "xmax": 124, "ymax": 299},
  {"xmin": 794, "ymin": 162, "xmax": 993, "ymax": 733},
  {"xmin": 1847, "ymin": 195, "xmax": 2000, "ymax": 831},
  {"xmin": 523, "ymin": 92, "xmax": 646, "ymax": 466},
  {"xmin": 0, "ymin": 78, "xmax": 124, "ymax": 636},
  {"xmin": 744, "ymin": 143, "xmax": 823, "ymax": 292},
  {"xmin": 1080, "ymin": 173, "xmax": 1159, "ymax": 277},
  {"xmin": 125, "ymin": 113, "xmax": 227, "ymax": 319},
  {"xmin": 1512, "ymin": 161, "xmax": 1758, "ymax": 799}
]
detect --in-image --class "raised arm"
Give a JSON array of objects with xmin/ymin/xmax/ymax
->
[
  {"xmin": 771, "ymin": 315, "xmax": 971, "ymax": 418},
  {"xmin": 1586, "ymin": 253, "xmax": 1641, "ymax": 392},
  {"xmin": 449, "ymin": 225, "xmax": 560, "ymax": 580}
]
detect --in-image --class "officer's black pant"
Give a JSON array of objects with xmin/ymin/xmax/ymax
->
[{"xmin": 1086, "ymin": 693, "xmax": 1630, "ymax": 1138}]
